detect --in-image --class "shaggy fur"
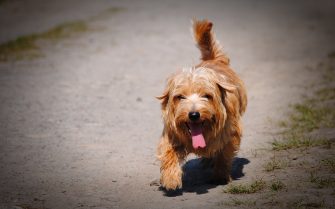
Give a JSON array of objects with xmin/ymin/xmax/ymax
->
[{"xmin": 157, "ymin": 19, "xmax": 247, "ymax": 190}]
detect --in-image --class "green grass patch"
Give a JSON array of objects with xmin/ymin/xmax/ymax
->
[
  {"xmin": 0, "ymin": 34, "xmax": 40, "ymax": 61},
  {"xmin": 39, "ymin": 21, "xmax": 88, "ymax": 40},
  {"xmin": 0, "ymin": 20, "xmax": 88, "ymax": 61},
  {"xmin": 223, "ymin": 179, "xmax": 266, "ymax": 194},
  {"xmin": 315, "ymin": 87, "xmax": 335, "ymax": 101},
  {"xmin": 321, "ymin": 158, "xmax": 335, "ymax": 172},
  {"xmin": 272, "ymin": 135, "xmax": 331, "ymax": 151},
  {"xmin": 264, "ymin": 159, "xmax": 288, "ymax": 172},
  {"xmin": 290, "ymin": 199, "xmax": 325, "ymax": 209},
  {"xmin": 310, "ymin": 172, "xmax": 335, "ymax": 189},
  {"xmin": 0, "ymin": 6, "xmax": 125, "ymax": 62},
  {"xmin": 269, "ymin": 180, "xmax": 285, "ymax": 191},
  {"xmin": 273, "ymin": 61, "xmax": 335, "ymax": 151},
  {"xmin": 288, "ymin": 103, "xmax": 335, "ymax": 133},
  {"xmin": 220, "ymin": 198, "xmax": 256, "ymax": 207}
]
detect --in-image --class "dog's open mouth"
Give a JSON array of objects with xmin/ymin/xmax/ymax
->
[{"xmin": 187, "ymin": 122, "xmax": 206, "ymax": 149}]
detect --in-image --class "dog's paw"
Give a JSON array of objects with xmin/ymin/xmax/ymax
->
[
  {"xmin": 160, "ymin": 172, "xmax": 182, "ymax": 191},
  {"xmin": 161, "ymin": 187, "xmax": 183, "ymax": 197},
  {"xmin": 161, "ymin": 177, "xmax": 182, "ymax": 191}
]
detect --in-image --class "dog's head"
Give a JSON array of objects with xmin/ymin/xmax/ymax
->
[{"xmin": 157, "ymin": 67, "xmax": 236, "ymax": 149}]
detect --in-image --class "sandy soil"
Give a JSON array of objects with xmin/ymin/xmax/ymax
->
[{"xmin": 0, "ymin": 0, "xmax": 334, "ymax": 208}]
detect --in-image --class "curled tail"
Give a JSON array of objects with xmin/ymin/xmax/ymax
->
[{"xmin": 192, "ymin": 19, "xmax": 229, "ymax": 64}]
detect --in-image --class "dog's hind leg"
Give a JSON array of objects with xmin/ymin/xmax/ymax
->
[
  {"xmin": 200, "ymin": 157, "xmax": 214, "ymax": 169},
  {"xmin": 212, "ymin": 140, "xmax": 236, "ymax": 184}
]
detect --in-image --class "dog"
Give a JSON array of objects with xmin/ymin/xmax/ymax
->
[{"xmin": 157, "ymin": 19, "xmax": 247, "ymax": 190}]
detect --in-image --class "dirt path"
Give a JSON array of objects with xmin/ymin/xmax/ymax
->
[{"xmin": 0, "ymin": 0, "xmax": 334, "ymax": 209}]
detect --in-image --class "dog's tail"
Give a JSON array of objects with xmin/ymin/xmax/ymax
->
[{"xmin": 192, "ymin": 19, "xmax": 229, "ymax": 64}]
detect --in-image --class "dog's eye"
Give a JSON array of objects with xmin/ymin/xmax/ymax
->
[
  {"xmin": 202, "ymin": 94, "xmax": 213, "ymax": 100},
  {"xmin": 176, "ymin": 95, "xmax": 186, "ymax": 100}
]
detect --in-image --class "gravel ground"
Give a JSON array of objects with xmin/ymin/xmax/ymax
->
[{"xmin": 0, "ymin": 0, "xmax": 334, "ymax": 208}]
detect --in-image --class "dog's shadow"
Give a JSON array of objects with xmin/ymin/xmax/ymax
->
[{"xmin": 160, "ymin": 157, "xmax": 250, "ymax": 197}]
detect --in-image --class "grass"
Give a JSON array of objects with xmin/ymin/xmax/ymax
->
[
  {"xmin": 0, "ymin": 34, "xmax": 40, "ymax": 61},
  {"xmin": 315, "ymin": 87, "xmax": 335, "ymax": 101},
  {"xmin": 272, "ymin": 135, "xmax": 331, "ymax": 151},
  {"xmin": 310, "ymin": 172, "xmax": 335, "ymax": 189},
  {"xmin": 0, "ymin": 21, "xmax": 88, "ymax": 61},
  {"xmin": 264, "ymin": 158, "xmax": 288, "ymax": 172},
  {"xmin": 290, "ymin": 199, "xmax": 325, "ymax": 209},
  {"xmin": 254, "ymin": 58, "xmax": 335, "ymax": 209},
  {"xmin": 220, "ymin": 198, "xmax": 256, "ymax": 207},
  {"xmin": 0, "ymin": 6, "xmax": 125, "ymax": 62},
  {"xmin": 39, "ymin": 21, "xmax": 88, "ymax": 40},
  {"xmin": 273, "ymin": 61, "xmax": 335, "ymax": 151},
  {"xmin": 321, "ymin": 158, "xmax": 335, "ymax": 172},
  {"xmin": 269, "ymin": 180, "xmax": 285, "ymax": 191},
  {"xmin": 223, "ymin": 179, "xmax": 266, "ymax": 194},
  {"xmin": 223, "ymin": 179, "xmax": 286, "ymax": 194},
  {"xmin": 288, "ymin": 103, "xmax": 335, "ymax": 132},
  {"xmin": 0, "ymin": 6, "xmax": 123, "ymax": 62}
]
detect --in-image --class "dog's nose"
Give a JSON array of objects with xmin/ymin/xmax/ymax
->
[{"xmin": 188, "ymin": 112, "xmax": 200, "ymax": 121}]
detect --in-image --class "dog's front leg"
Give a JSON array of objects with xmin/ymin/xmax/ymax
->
[{"xmin": 157, "ymin": 134, "xmax": 185, "ymax": 190}]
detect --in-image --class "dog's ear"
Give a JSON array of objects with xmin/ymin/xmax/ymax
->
[
  {"xmin": 216, "ymin": 74, "xmax": 236, "ymax": 93},
  {"xmin": 216, "ymin": 75, "xmax": 236, "ymax": 102},
  {"xmin": 218, "ymin": 82, "xmax": 236, "ymax": 93},
  {"xmin": 157, "ymin": 77, "xmax": 175, "ymax": 109},
  {"xmin": 156, "ymin": 89, "xmax": 169, "ymax": 110}
]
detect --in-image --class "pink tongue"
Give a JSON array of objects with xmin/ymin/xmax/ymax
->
[{"xmin": 189, "ymin": 123, "xmax": 206, "ymax": 149}]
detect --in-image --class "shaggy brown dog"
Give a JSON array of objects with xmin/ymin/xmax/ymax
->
[{"xmin": 157, "ymin": 19, "xmax": 247, "ymax": 190}]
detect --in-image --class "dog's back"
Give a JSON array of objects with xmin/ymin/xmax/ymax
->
[{"xmin": 193, "ymin": 19, "xmax": 247, "ymax": 115}]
